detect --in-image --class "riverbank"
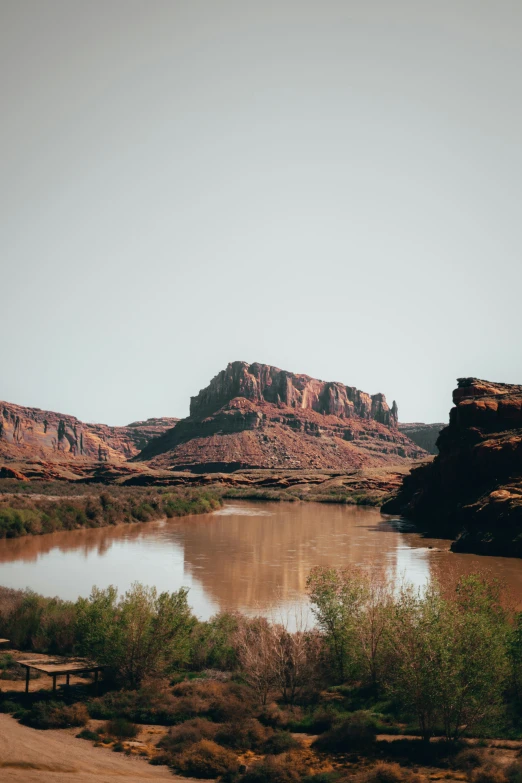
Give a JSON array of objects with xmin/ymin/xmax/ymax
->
[{"xmin": 0, "ymin": 484, "xmax": 222, "ymax": 540}]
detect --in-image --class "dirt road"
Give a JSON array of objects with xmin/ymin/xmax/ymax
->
[{"xmin": 0, "ymin": 713, "xmax": 191, "ymax": 783}]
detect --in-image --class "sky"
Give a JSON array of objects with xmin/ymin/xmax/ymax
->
[{"xmin": 1, "ymin": 1, "xmax": 522, "ymax": 426}]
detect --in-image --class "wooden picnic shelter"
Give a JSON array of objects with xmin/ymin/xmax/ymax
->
[{"xmin": 16, "ymin": 658, "xmax": 104, "ymax": 694}]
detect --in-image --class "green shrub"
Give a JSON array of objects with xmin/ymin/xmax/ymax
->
[
  {"xmin": 77, "ymin": 728, "xmax": 101, "ymax": 741},
  {"xmin": 313, "ymin": 711, "xmax": 377, "ymax": 753},
  {"xmin": 263, "ymin": 731, "xmax": 301, "ymax": 755},
  {"xmin": 0, "ymin": 699, "xmax": 19, "ymax": 714},
  {"xmin": 105, "ymin": 718, "xmax": 138, "ymax": 739}
]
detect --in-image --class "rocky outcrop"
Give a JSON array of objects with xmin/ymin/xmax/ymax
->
[
  {"xmin": 190, "ymin": 361, "xmax": 399, "ymax": 427},
  {"xmin": 398, "ymin": 423, "xmax": 445, "ymax": 454},
  {"xmin": 383, "ymin": 378, "xmax": 522, "ymax": 556},
  {"xmin": 136, "ymin": 362, "xmax": 426, "ymax": 472},
  {"xmin": 0, "ymin": 401, "xmax": 178, "ymax": 463}
]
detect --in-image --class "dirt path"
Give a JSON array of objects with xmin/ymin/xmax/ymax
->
[{"xmin": 0, "ymin": 714, "xmax": 193, "ymax": 783}]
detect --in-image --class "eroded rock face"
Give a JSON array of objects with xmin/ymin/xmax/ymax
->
[
  {"xmin": 398, "ymin": 423, "xmax": 446, "ymax": 455},
  {"xmin": 190, "ymin": 361, "xmax": 399, "ymax": 427},
  {"xmin": 0, "ymin": 401, "xmax": 178, "ymax": 463},
  {"xmin": 383, "ymin": 377, "xmax": 522, "ymax": 556},
  {"xmin": 137, "ymin": 362, "xmax": 426, "ymax": 471}
]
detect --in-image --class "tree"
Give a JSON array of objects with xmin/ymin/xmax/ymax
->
[
  {"xmin": 386, "ymin": 575, "xmax": 509, "ymax": 741},
  {"xmin": 75, "ymin": 582, "xmax": 194, "ymax": 688},
  {"xmin": 306, "ymin": 566, "xmax": 368, "ymax": 682}
]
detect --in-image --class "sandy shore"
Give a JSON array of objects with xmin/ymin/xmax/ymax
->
[{"xmin": 0, "ymin": 713, "xmax": 194, "ymax": 783}]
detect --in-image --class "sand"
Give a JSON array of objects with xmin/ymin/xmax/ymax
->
[{"xmin": 0, "ymin": 713, "xmax": 194, "ymax": 783}]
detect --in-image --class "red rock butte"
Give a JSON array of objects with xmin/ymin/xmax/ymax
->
[{"xmin": 136, "ymin": 361, "xmax": 427, "ymax": 471}]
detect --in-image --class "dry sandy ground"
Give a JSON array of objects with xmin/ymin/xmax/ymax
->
[{"xmin": 0, "ymin": 713, "xmax": 194, "ymax": 783}]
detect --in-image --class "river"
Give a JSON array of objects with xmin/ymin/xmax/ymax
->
[{"xmin": 1, "ymin": 501, "xmax": 521, "ymax": 620}]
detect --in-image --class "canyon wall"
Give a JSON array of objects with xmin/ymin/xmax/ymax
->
[
  {"xmin": 0, "ymin": 401, "xmax": 178, "ymax": 463},
  {"xmin": 383, "ymin": 377, "xmax": 522, "ymax": 556}
]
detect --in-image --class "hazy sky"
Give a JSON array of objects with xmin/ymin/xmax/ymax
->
[{"xmin": 2, "ymin": 1, "xmax": 521, "ymax": 425}]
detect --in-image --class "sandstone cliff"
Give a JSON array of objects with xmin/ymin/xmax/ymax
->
[
  {"xmin": 136, "ymin": 361, "xmax": 426, "ymax": 471},
  {"xmin": 383, "ymin": 378, "xmax": 522, "ymax": 556},
  {"xmin": 0, "ymin": 401, "xmax": 178, "ymax": 463},
  {"xmin": 398, "ymin": 423, "xmax": 445, "ymax": 454}
]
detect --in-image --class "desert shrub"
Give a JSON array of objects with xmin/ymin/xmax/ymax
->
[
  {"xmin": 214, "ymin": 718, "xmax": 269, "ymax": 751},
  {"xmin": 174, "ymin": 739, "xmax": 239, "ymax": 778},
  {"xmin": 113, "ymin": 741, "xmax": 125, "ymax": 752},
  {"xmin": 241, "ymin": 752, "xmax": 306, "ymax": 783},
  {"xmin": 303, "ymin": 774, "xmax": 343, "ymax": 783},
  {"xmin": 505, "ymin": 763, "xmax": 522, "ymax": 783},
  {"xmin": 23, "ymin": 701, "xmax": 89, "ymax": 729},
  {"xmin": 0, "ymin": 699, "xmax": 19, "ymax": 713},
  {"xmin": 87, "ymin": 683, "xmax": 185, "ymax": 724},
  {"xmin": 263, "ymin": 730, "xmax": 301, "ymax": 754},
  {"xmin": 294, "ymin": 706, "xmax": 339, "ymax": 734},
  {"xmin": 77, "ymin": 728, "xmax": 101, "ymax": 741},
  {"xmin": 469, "ymin": 766, "xmax": 507, "ymax": 783},
  {"xmin": 364, "ymin": 763, "xmax": 409, "ymax": 783},
  {"xmin": 259, "ymin": 702, "xmax": 304, "ymax": 729},
  {"xmin": 159, "ymin": 719, "xmax": 219, "ymax": 753},
  {"xmin": 105, "ymin": 718, "xmax": 138, "ymax": 739},
  {"xmin": 313, "ymin": 711, "xmax": 377, "ymax": 753},
  {"xmin": 453, "ymin": 749, "xmax": 486, "ymax": 771},
  {"xmin": 171, "ymin": 679, "xmax": 253, "ymax": 722}
]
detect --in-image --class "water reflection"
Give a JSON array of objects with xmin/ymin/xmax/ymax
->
[{"xmin": 0, "ymin": 501, "xmax": 522, "ymax": 619}]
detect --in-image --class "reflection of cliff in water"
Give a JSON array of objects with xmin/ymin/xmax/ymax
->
[
  {"xmin": 168, "ymin": 503, "xmax": 426, "ymax": 612},
  {"xmin": 0, "ymin": 518, "xmax": 167, "ymax": 563},
  {"xmin": 1, "ymin": 501, "xmax": 522, "ymax": 615}
]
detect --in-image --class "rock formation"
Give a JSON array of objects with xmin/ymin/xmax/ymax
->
[
  {"xmin": 398, "ymin": 423, "xmax": 445, "ymax": 454},
  {"xmin": 136, "ymin": 361, "xmax": 426, "ymax": 471},
  {"xmin": 0, "ymin": 401, "xmax": 178, "ymax": 463},
  {"xmin": 383, "ymin": 378, "xmax": 522, "ymax": 556}
]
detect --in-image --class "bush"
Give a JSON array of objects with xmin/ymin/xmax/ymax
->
[
  {"xmin": 505, "ymin": 763, "xmax": 522, "ymax": 783},
  {"xmin": 263, "ymin": 731, "xmax": 301, "ymax": 755},
  {"xmin": 241, "ymin": 752, "xmax": 305, "ymax": 783},
  {"xmin": 23, "ymin": 701, "xmax": 89, "ymax": 729},
  {"xmin": 0, "ymin": 699, "xmax": 19, "ymax": 713},
  {"xmin": 105, "ymin": 718, "xmax": 138, "ymax": 739},
  {"xmin": 364, "ymin": 763, "xmax": 410, "ymax": 783},
  {"xmin": 215, "ymin": 719, "xmax": 269, "ymax": 751},
  {"xmin": 113, "ymin": 741, "xmax": 125, "ymax": 752},
  {"xmin": 453, "ymin": 749, "xmax": 486, "ymax": 771},
  {"xmin": 313, "ymin": 711, "xmax": 377, "ymax": 753},
  {"xmin": 159, "ymin": 719, "xmax": 219, "ymax": 753},
  {"xmin": 469, "ymin": 766, "xmax": 507, "ymax": 783},
  {"xmin": 77, "ymin": 728, "xmax": 101, "ymax": 741},
  {"xmin": 174, "ymin": 740, "xmax": 239, "ymax": 778}
]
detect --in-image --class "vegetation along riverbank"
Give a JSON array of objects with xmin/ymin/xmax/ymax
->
[
  {"xmin": 2, "ymin": 570, "xmax": 522, "ymax": 781},
  {"xmin": 0, "ymin": 482, "xmax": 222, "ymax": 539}
]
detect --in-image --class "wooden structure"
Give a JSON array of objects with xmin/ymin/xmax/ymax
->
[
  {"xmin": 16, "ymin": 658, "xmax": 104, "ymax": 694},
  {"xmin": 0, "ymin": 639, "xmax": 10, "ymax": 648}
]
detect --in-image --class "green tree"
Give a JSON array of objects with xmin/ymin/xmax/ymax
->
[
  {"xmin": 75, "ymin": 582, "xmax": 194, "ymax": 688},
  {"xmin": 306, "ymin": 566, "xmax": 367, "ymax": 682}
]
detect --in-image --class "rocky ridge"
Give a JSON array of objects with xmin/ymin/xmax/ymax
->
[
  {"xmin": 136, "ymin": 361, "xmax": 427, "ymax": 471},
  {"xmin": 0, "ymin": 401, "xmax": 178, "ymax": 463},
  {"xmin": 383, "ymin": 377, "xmax": 522, "ymax": 556}
]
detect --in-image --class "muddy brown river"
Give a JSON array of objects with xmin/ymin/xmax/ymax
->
[{"xmin": 1, "ymin": 501, "xmax": 522, "ymax": 621}]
